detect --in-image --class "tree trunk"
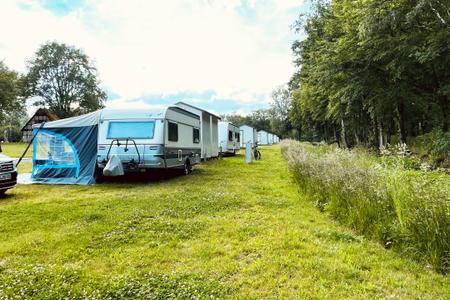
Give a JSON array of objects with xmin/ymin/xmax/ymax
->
[
  {"xmin": 397, "ymin": 101, "xmax": 407, "ymax": 143},
  {"xmin": 354, "ymin": 132, "xmax": 360, "ymax": 145},
  {"xmin": 334, "ymin": 127, "xmax": 340, "ymax": 147},
  {"xmin": 440, "ymin": 96, "xmax": 449, "ymax": 132},
  {"xmin": 341, "ymin": 119, "xmax": 348, "ymax": 148},
  {"xmin": 379, "ymin": 122, "xmax": 384, "ymax": 149}
]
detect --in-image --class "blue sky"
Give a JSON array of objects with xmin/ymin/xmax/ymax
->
[{"xmin": 0, "ymin": 0, "xmax": 310, "ymax": 116}]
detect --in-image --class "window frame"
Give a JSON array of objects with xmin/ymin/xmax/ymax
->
[
  {"xmin": 168, "ymin": 122, "xmax": 179, "ymax": 142},
  {"xmin": 228, "ymin": 130, "xmax": 233, "ymax": 142},
  {"xmin": 107, "ymin": 121, "xmax": 156, "ymax": 139},
  {"xmin": 193, "ymin": 128, "xmax": 200, "ymax": 144}
]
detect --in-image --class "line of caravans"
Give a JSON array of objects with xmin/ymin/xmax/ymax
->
[{"xmin": 30, "ymin": 102, "xmax": 280, "ymax": 185}]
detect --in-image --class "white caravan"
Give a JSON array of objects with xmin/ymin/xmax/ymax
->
[
  {"xmin": 258, "ymin": 130, "xmax": 269, "ymax": 145},
  {"xmin": 218, "ymin": 121, "xmax": 240, "ymax": 155},
  {"xmin": 268, "ymin": 133, "xmax": 274, "ymax": 145},
  {"xmin": 175, "ymin": 102, "xmax": 220, "ymax": 160},
  {"xmin": 239, "ymin": 125, "xmax": 257, "ymax": 148},
  {"xmin": 97, "ymin": 106, "xmax": 201, "ymax": 174}
]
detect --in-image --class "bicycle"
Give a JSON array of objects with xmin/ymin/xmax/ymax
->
[{"xmin": 253, "ymin": 143, "xmax": 261, "ymax": 160}]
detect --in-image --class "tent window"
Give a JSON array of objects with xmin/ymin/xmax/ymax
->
[
  {"xmin": 235, "ymin": 132, "xmax": 240, "ymax": 142},
  {"xmin": 193, "ymin": 128, "xmax": 200, "ymax": 143},
  {"xmin": 228, "ymin": 130, "xmax": 233, "ymax": 141},
  {"xmin": 33, "ymin": 130, "xmax": 80, "ymax": 178},
  {"xmin": 168, "ymin": 122, "xmax": 178, "ymax": 142},
  {"xmin": 108, "ymin": 121, "xmax": 155, "ymax": 139}
]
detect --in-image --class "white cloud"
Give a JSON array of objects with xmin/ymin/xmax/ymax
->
[
  {"xmin": 0, "ymin": 0, "xmax": 305, "ymax": 114},
  {"xmin": 273, "ymin": 0, "xmax": 305, "ymax": 9}
]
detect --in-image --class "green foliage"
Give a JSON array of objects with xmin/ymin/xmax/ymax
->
[
  {"xmin": 289, "ymin": 0, "xmax": 450, "ymax": 146},
  {"xmin": 281, "ymin": 140, "xmax": 450, "ymax": 273},
  {"xmin": 0, "ymin": 62, "xmax": 26, "ymax": 142},
  {"xmin": 427, "ymin": 131, "xmax": 450, "ymax": 167},
  {"xmin": 222, "ymin": 86, "xmax": 292, "ymax": 138},
  {"xmin": 223, "ymin": 109, "xmax": 273, "ymax": 133},
  {"xmin": 411, "ymin": 130, "xmax": 450, "ymax": 167},
  {"xmin": 23, "ymin": 42, "xmax": 106, "ymax": 118}
]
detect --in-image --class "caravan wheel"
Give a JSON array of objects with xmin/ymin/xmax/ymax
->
[{"xmin": 184, "ymin": 160, "xmax": 192, "ymax": 175}]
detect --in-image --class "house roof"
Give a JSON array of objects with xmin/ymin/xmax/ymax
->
[{"xmin": 21, "ymin": 108, "xmax": 59, "ymax": 132}]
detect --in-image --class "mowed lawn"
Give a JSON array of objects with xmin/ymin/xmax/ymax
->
[
  {"xmin": 1, "ymin": 142, "xmax": 31, "ymax": 159},
  {"xmin": 0, "ymin": 146, "xmax": 449, "ymax": 298}
]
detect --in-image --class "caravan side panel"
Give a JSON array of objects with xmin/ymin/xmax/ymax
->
[
  {"xmin": 202, "ymin": 114, "xmax": 211, "ymax": 159},
  {"xmin": 211, "ymin": 116, "xmax": 219, "ymax": 157},
  {"xmin": 164, "ymin": 109, "xmax": 202, "ymax": 168}
]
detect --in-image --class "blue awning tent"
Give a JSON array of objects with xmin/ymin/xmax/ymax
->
[{"xmin": 32, "ymin": 110, "xmax": 102, "ymax": 185}]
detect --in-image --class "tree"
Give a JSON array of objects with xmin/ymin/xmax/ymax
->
[
  {"xmin": 222, "ymin": 109, "xmax": 272, "ymax": 133},
  {"xmin": 289, "ymin": 0, "xmax": 450, "ymax": 147},
  {"xmin": 0, "ymin": 108, "xmax": 28, "ymax": 142},
  {"xmin": 247, "ymin": 109, "xmax": 272, "ymax": 132},
  {"xmin": 222, "ymin": 113, "xmax": 249, "ymax": 127},
  {"xmin": 0, "ymin": 61, "xmax": 25, "ymax": 141},
  {"xmin": 23, "ymin": 42, "xmax": 106, "ymax": 118},
  {"xmin": 269, "ymin": 86, "xmax": 292, "ymax": 138}
]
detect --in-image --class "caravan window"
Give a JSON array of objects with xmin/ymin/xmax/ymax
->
[
  {"xmin": 193, "ymin": 128, "xmax": 200, "ymax": 143},
  {"xmin": 228, "ymin": 130, "xmax": 233, "ymax": 141},
  {"xmin": 168, "ymin": 122, "xmax": 178, "ymax": 142},
  {"xmin": 108, "ymin": 121, "xmax": 155, "ymax": 139},
  {"xmin": 235, "ymin": 132, "xmax": 240, "ymax": 142}
]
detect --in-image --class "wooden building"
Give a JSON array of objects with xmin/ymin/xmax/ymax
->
[{"xmin": 21, "ymin": 108, "xmax": 59, "ymax": 142}]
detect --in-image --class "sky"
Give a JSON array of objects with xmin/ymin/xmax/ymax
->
[{"xmin": 0, "ymin": 0, "xmax": 309, "ymax": 116}]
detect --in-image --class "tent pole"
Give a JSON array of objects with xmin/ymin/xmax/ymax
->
[{"xmin": 16, "ymin": 122, "xmax": 46, "ymax": 167}]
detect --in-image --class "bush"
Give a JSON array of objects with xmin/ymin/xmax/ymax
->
[
  {"xmin": 411, "ymin": 131, "xmax": 450, "ymax": 168},
  {"xmin": 281, "ymin": 140, "xmax": 450, "ymax": 273}
]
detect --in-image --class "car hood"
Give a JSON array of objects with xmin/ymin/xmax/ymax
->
[{"xmin": 0, "ymin": 154, "xmax": 14, "ymax": 163}]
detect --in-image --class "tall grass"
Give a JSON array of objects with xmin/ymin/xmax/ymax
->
[{"xmin": 281, "ymin": 140, "xmax": 450, "ymax": 273}]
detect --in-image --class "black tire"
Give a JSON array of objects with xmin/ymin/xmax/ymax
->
[
  {"xmin": 254, "ymin": 150, "xmax": 261, "ymax": 160},
  {"xmin": 0, "ymin": 190, "xmax": 6, "ymax": 197},
  {"xmin": 183, "ymin": 160, "xmax": 192, "ymax": 175}
]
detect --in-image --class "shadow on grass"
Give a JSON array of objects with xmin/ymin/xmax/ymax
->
[
  {"xmin": 96, "ymin": 168, "xmax": 188, "ymax": 184},
  {"xmin": 0, "ymin": 189, "xmax": 33, "ymax": 204}
]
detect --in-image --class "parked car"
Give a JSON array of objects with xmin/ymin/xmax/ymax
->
[{"xmin": 0, "ymin": 153, "xmax": 17, "ymax": 195}]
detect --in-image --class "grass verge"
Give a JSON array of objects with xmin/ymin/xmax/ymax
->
[
  {"xmin": 1, "ymin": 142, "xmax": 31, "ymax": 158},
  {"xmin": 281, "ymin": 140, "xmax": 450, "ymax": 274}
]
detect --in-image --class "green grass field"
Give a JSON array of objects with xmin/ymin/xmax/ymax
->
[
  {"xmin": 1, "ymin": 142, "xmax": 32, "ymax": 158},
  {"xmin": 0, "ymin": 146, "xmax": 449, "ymax": 298}
]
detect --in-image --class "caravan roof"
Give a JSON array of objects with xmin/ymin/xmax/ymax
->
[
  {"xmin": 33, "ymin": 110, "xmax": 102, "ymax": 129},
  {"xmin": 240, "ymin": 124, "xmax": 256, "ymax": 130},
  {"xmin": 175, "ymin": 101, "xmax": 221, "ymax": 119},
  {"xmin": 100, "ymin": 106, "xmax": 200, "ymax": 120},
  {"xmin": 33, "ymin": 106, "xmax": 200, "ymax": 129}
]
